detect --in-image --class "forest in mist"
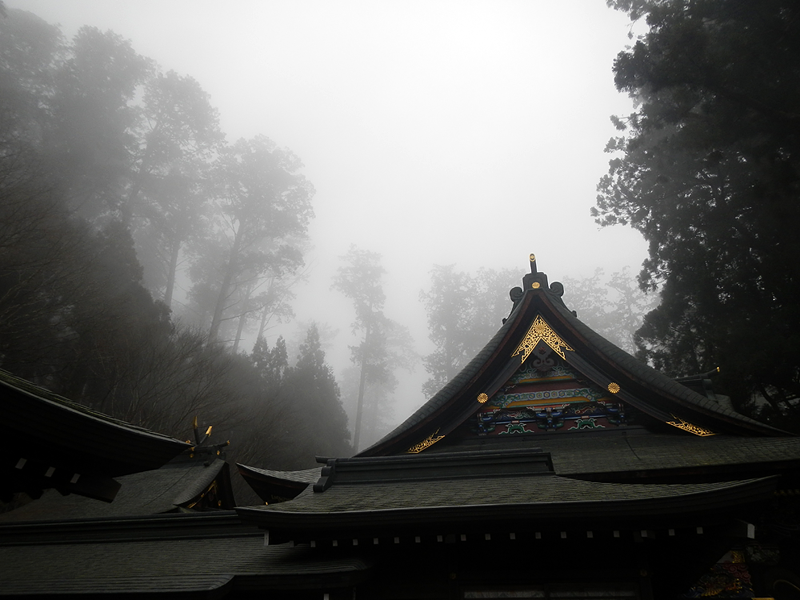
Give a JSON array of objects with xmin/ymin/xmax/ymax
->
[
  {"xmin": 0, "ymin": 3, "xmax": 654, "ymax": 484},
  {"xmin": 8, "ymin": 0, "xmax": 798, "ymax": 493}
]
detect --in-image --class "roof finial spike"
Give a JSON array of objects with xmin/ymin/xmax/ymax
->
[{"xmin": 529, "ymin": 253, "xmax": 537, "ymax": 274}]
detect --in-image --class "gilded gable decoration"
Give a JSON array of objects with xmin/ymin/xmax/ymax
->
[{"xmin": 512, "ymin": 314, "xmax": 574, "ymax": 362}]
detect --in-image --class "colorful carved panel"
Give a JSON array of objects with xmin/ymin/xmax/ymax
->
[
  {"xmin": 469, "ymin": 359, "xmax": 633, "ymax": 436},
  {"xmin": 682, "ymin": 550, "xmax": 755, "ymax": 598}
]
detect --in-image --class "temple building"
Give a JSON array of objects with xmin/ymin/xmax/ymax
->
[{"xmin": 2, "ymin": 256, "xmax": 799, "ymax": 599}]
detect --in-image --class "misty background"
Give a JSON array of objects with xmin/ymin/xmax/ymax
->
[{"xmin": 3, "ymin": 1, "xmax": 650, "ymax": 450}]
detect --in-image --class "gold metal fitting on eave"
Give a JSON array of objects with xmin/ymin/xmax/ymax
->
[
  {"xmin": 607, "ymin": 382, "xmax": 621, "ymax": 394},
  {"xmin": 477, "ymin": 393, "xmax": 488, "ymax": 404},
  {"xmin": 406, "ymin": 429, "xmax": 445, "ymax": 454},
  {"xmin": 666, "ymin": 415, "xmax": 715, "ymax": 437}
]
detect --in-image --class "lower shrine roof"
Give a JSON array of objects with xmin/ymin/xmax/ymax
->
[
  {"xmin": 241, "ymin": 475, "xmax": 774, "ymax": 521},
  {"xmin": 0, "ymin": 521, "xmax": 372, "ymax": 597}
]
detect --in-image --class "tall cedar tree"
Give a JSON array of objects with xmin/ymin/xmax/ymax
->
[
  {"xmin": 331, "ymin": 246, "xmax": 388, "ymax": 451},
  {"xmin": 332, "ymin": 246, "xmax": 415, "ymax": 450},
  {"xmin": 595, "ymin": 0, "xmax": 800, "ymax": 424}
]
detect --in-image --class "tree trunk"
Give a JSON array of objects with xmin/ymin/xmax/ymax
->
[
  {"xmin": 232, "ymin": 312, "xmax": 246, "ymax": 354},
  {"xmin": 208, "ymin": 225, "xmax": 243, "ymax": 342},
  {"xmin": 232, "ymin": 283, "xmax": 254, "ymax": 354},
  {"xmin": 163, "ymin": 237, "xmax": 181, "ymax": 310},
  {"xmin": 353, "ymin": 315, "xmax": 372, "ymax": 452},
  {"xmin": 353, "ymin": 341, "xmax": 368, "ymax": 452}
]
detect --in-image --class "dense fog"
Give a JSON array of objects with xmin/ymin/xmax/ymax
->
[{"xmin": 2, "ymin": 1, "xmax": 651, "ymax": 458}]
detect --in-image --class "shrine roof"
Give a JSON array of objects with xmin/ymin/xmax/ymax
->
[
  {"xmin": 237, "ymin": 470, "xmax": 777, "ymax": 540},
  {"xmin": 237, "ymin": 464, "xmax": 320, "ymax": 504},
  {"xmin": 2, "ymin": 369, "xmax": 189, "ymax": 470},
  {"xmin": 2, "ymin": 369, "xmax": 190, "ymax": 502},
  {"xmin": 0, "ymin": 515, "xmax": 372, "ymax": 597},
  {"xmin": 237, "ymin": 465, "xmax": 320, "ymax": 485},
  {"xmin": 254, "ymin": 475, "xmax": 772, "ymax": 515},
  {"xmin": 358, "ymin": 256, "xmax": 785, "ymax": 457},
  {"xmin": 0, "ymin": 458, "xmax": 231, "ymax": 523}
]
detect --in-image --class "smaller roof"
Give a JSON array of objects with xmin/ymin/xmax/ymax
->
[
  {"xmin": 237, "ymin": 464, "xmax": 319, "ymax": 505},
  {"xmin": 2, "ymin": 369, "xmax": 189, "ymax": 502},
  {"xmin": 0, "ymin": 457, "xmax": 233, "ymax": 523}
]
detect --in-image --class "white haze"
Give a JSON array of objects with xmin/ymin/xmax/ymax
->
[{"xmin": 9, "ymin": 0, "xmax": 649, "ymax": 427}]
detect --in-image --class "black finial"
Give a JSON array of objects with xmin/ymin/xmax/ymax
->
[{"xmin": 522, "ymin": 253, "xmax": 548, "ymax": 292}]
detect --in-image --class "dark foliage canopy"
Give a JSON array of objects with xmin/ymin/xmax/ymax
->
[
  {"xmin": 595, "ymin": 0, "xmax": 800, "ymax": 423},
  {"xmin": 0, "ymin": 8, "xmax": 347, "ymax": 480}
]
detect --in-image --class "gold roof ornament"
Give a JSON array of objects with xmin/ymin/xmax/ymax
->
[
  {"xmin": 513, "ymin": 314, "xmax": 574, "ymax": 362},
  {"xmin": 406, "ymin": 430, "xmax": 445, "ymax": 454},
  {"xmin": 666, "ymin": 415, "xmax": 716, "ymax": 437}
]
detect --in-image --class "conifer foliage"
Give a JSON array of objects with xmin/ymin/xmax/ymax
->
[
  {"xmin": 0, "ymin": 8, "xmax": 348, "ymax": 470},
  {"xmin": 595, "ymin": 0, "xmax": 800, "ymax": 423}
]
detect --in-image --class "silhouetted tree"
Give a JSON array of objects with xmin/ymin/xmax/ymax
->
[
  {"xmin": 595, "ymin": 0, "xmax": 800, "ymax": 423},
  {"xmin": 284, "ymin": 325, "xmax": 351, "ymax": 457}
]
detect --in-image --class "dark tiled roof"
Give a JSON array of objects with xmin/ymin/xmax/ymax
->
[
  {"xmin": 253, "ymin": 475, "xmax": 772, "ymax": 516},
  {"xmin": 0, "ymin": 535, "xmax": 371, "ymax": 597},
  {"xmin": 428, "ymin": 430, "xmax": 800, "ymax": 478},
  {"xmin": 237, "ymin": 464, "xmax": 319, "ymax": 504},
  {"xmin": 540, "ymin": 431, "xmax": 800, "ymax": 477},
  {"xmin": 236, "ymin": 474, "xmax": 777, "ymax": 545},
  {"xmin": 3, "ymin": 369, "xmax": 189, "ymax": 485},
  {"xmin": 0, "ymin": 458, "xmax": 229, "ymax": 523},
  {"xmin": 238, "ymin": 465, "xmax": 320, "ymax": 484},
  {"xmin": 0, "ymin": 369, "xmax": 184, "ymax": 443}
]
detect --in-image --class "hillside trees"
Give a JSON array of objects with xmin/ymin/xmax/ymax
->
[
  {"xmin": 595, "ymin": 0, "xmax": 800, "ymax": 419},
  {"xmin": 0, "ymin": 8, "xmax": 330, "ymax": 469},
  {"xmin": 333, "ymin": 246, "xmax": 415, "ymax": 450},
  {"xmin": 48, "ymin": 26, "xmax": 153, "ymax": 220},
  {"xmin": 203, "ymin": 136, "xmax": 314, "ymax": 343},
  {"xmin": 420, "ymin": 265, "xmax": 517, "ymax": 397},
  {"xmin": 129, "ymin": 70, "xmax": 224, "ymax": 308},
  {"xmin": 284, "ymin": 325, "xmax": 352, "ymax": 457},
  {"xmin": 245, "ymin": 328, "xmax": 351, "ymax": 465}
]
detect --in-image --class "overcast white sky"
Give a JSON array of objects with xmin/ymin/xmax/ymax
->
[{"xmin": 10, "ymin": 0, "xmax": 649, "ymax": 421}]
